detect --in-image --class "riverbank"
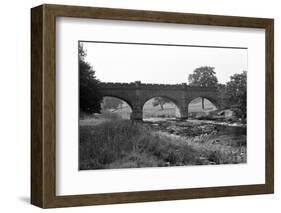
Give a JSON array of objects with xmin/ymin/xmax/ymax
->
[{"xmin": 79, "ymin": 118, "xmax": 246, "ymax": 170}]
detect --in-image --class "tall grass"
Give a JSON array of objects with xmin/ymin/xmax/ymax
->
[
  {"xmin": 79, "ymin": 120, "xmax": 201, "ymax": 169},
  {"xmin": 79, "ymin": 120, "xmax": 246, "ymax": 170}
]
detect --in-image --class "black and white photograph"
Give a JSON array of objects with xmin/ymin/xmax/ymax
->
[
  {"xmin": 28, "ymin": 2, "xmax": 274, "ymax": 209},
  {"xmin": 78, "ymin": 41, "xmax": 247, "ymax": 170}
]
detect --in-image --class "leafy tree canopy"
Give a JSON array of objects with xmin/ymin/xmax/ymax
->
[
  {"xmin": 225, "ymin": 71, "xmax": 247, "ymax": 119},
  {"xmin": 188, "ymin": 66, "xmax": 218, "ymax": 87},
  {"xmin": 79, "ymin": 43, "xmax": 103, "ymax": 114}
]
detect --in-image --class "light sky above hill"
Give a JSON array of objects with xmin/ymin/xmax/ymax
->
[{"xmin": 81, "ymin": 41, "xmax": 247, "ymax": 84}]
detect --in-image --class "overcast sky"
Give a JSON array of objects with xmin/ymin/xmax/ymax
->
[{"xmin": 81, "ymin": 41, "xmax": 247, "ymax": 84}]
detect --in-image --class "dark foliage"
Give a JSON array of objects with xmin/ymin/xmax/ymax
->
[
  {"xmin": 79, "ymin": 43, "xmax": 102, "ymax": 114},
  {"xmin": 188, "ymin": 66, "xmax": 218, "ymax": 87},
  {"xmin": 225, "ymin": 71, "xmax": 247, "ymax": 119},
  {"xmin": 216, "ymin": 83, "xmax": 227, "ymax": 109}
]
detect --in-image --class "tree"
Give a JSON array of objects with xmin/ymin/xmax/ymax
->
[
  {"xmin": 152, "ymin": 97, "xmax": 171, "ymax": 110},
  {"xmin": 79, "ymin": 43, "xmax": 103, "ymax": 115},
  {"xmin": 102, "ymin": 97, "xmax": 123, "ymax": 111},
  {"xmin": 188, "ymin": 66, "xmax": 218, "ymax": 109},
  {"xmin": 216, "ymin": 83, "xmax": 227, "ymax": 110},
  {"xmin": 225, "ymin": 71, "xmax": 247, "ymax": 119}
]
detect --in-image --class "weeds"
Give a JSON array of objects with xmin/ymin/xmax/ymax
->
[{"xmin": 79, "ymin": 120, "xmax": 246, "ymax": 170}]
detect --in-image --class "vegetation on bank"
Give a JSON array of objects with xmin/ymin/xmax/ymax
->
[
  {"xmin": 79, "ymin": 119, "xmax": 246, "ymax": 170},
  {"xmin": 79, "ymin": 43, "xmax": 102, "ymax": 114}
]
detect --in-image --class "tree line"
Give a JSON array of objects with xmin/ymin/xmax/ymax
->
[{"xmin": 79, "ymin": 44, "xmax": 246, "ymax": 119}]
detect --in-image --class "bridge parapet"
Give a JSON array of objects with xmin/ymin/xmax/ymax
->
[
  {"xmin": 99, "ymin": 81, "xmax": 217, "ymax": 91},
  {"xmin": 99, "ymin": 82, "xmax": 136, "ymax": 89}
]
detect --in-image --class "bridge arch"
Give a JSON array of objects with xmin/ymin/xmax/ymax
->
[
  {"xmin": 100, "ymin": 94, "xmax": 134, "ymax": 110},
  {"xmin": 188, "ymin": 96, "xmax": 219, "ymax": 117},
  {"xmin": 100, "ymin": 96, "xmax": 133, "ymax": 120},
  {"xmin": 141, "ymin": 95, "xmax": 181, "ymax": 109},
  {"xmin": 141, "ymin": 96, "xmax": 182, "ymax": 119}
]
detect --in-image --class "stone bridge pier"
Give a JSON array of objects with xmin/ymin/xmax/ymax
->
[
  {"xmin": 130, "ymin": 102, "xmax": 143, "ymax": 121},
  {"xmin": 178, "ymin": 103, "xmax": 190, "ymax": 119},
  {"xmin": 130, "ymin": 108, "xmax": 143, "ymax": 121},
  {"xmin": 99, "ymin": 81, "xmax": 220, "ymax": 121}
]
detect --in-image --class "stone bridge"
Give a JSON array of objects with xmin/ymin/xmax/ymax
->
[{"xmin": 99, "ymin": 81, "xmax": 221, "ymax": 121}]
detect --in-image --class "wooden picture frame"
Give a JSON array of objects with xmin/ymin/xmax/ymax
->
[{"xmin": 31, "ymin": 4, "xmax": 274, "ymax": 208}]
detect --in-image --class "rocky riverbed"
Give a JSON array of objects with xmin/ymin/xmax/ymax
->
[
  {"xmin": 142, "ymin": 118, "xmax": 247, "ymax": 165},
  {"xmin": 143, "ymin": 118, "xmax": 246, "ymax": 138}
]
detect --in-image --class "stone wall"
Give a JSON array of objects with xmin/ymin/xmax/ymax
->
[{"xmin": 98, "ymin": 81, "xmax": 220, "ymax": 120}]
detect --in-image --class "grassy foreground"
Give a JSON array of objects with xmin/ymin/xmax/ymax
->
[{"xmin": 79, "ymin": 120, "xmax": 246, "ymax": 170}]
